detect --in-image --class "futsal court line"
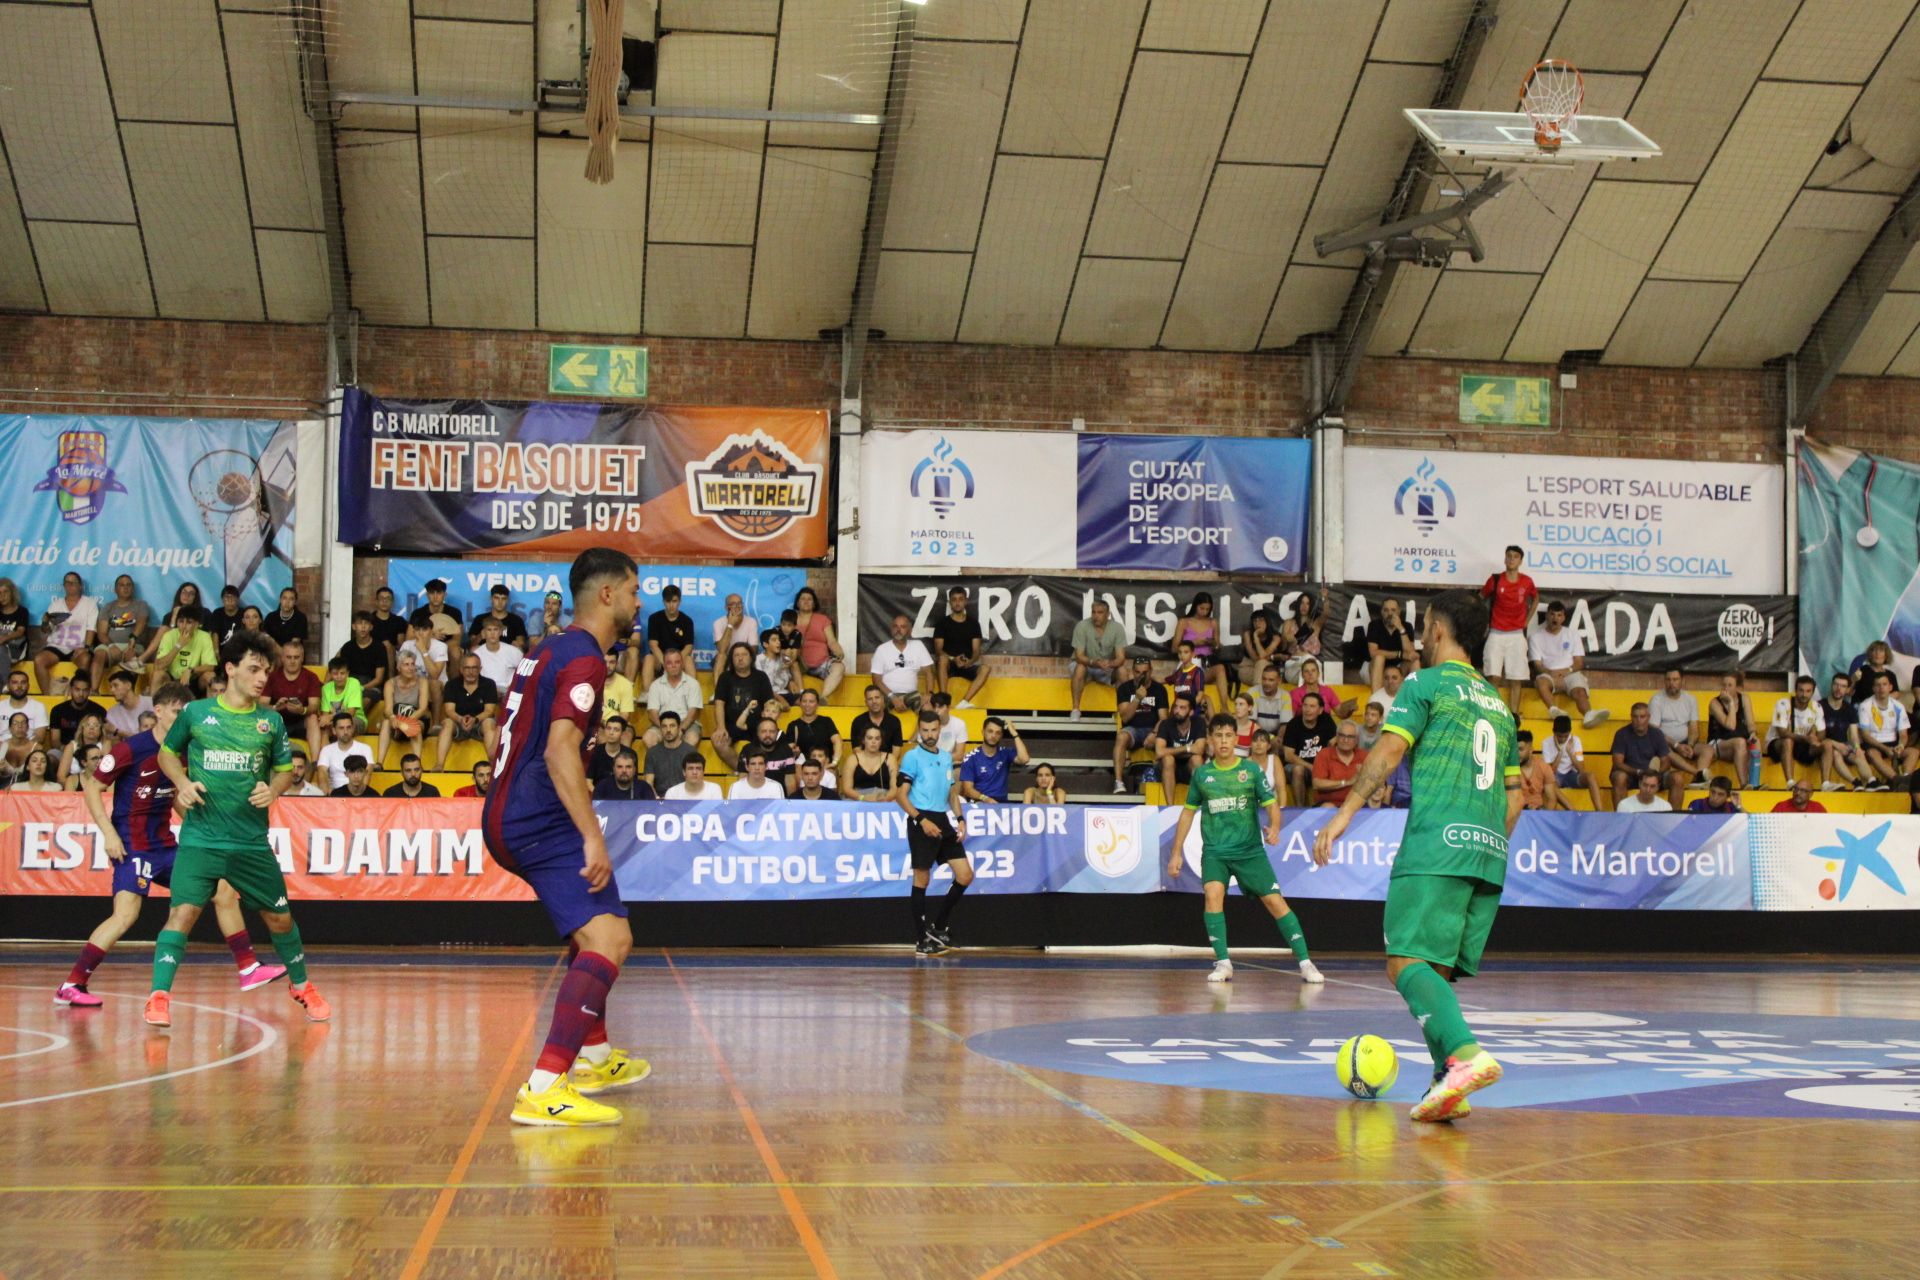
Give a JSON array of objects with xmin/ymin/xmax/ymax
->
[
  {"xmin": 0, "ymin": 985, "xmax": 279, "ymax": 1110},
  {"xmin": 0, "ymin": 1026, "xmax": 69, "ymax": 1061},
  {"xmin": 974, "ymin": 1186, "xmax": 1212, "ymax": 1280},
  {"xmin": 396, "ymin": 960, "xmax": 558, "ymax": 1280},
  {"xmin": 663, "ymin": 949, "xmax": 840, "ymax": 1280}
]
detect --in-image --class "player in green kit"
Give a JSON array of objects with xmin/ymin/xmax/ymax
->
[
  {"xmin": 1167, "ymin": 714, "xmax": 1323, "ymax": 986},
  {"xmin": 1315, "ymin": 590, "xmax": 1519, "ymax": 1122},
  {"xmin": 144, "ymin": 631, "xmax": 331, "ymax": 1028}
]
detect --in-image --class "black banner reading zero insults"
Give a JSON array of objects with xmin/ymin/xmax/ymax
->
[{"xmin": 858, "ymin": 575, "xmax": 1797, "ymax": 673}]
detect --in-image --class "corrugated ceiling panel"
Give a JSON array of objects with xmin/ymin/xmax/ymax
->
[
  {"xmin": 1550, "ymin": 0, "xmax": 1683, "ymax": 74},
  {"xmin": 416, "ymin": 0, "xmax": 534, "ymax": 19},
  {"xmin": 1841, "ymin": 294, "xmax": 1920, "ymax": 376},
  {"xmin": 1506, "ymin": 179, "xmax": 1690, "ymax": 362},
  {"xmin": 1895, "ymin": 243, "xmax": 1920, "ymax": 292},
  {"xmin": 421, "ymin": 111, "xmax": 535, "ymax": 238},
  {"xmin": 1160, "ymin": 164, "xmax": 1317, "ymax": 350},
  {"xmin": 429, "ymin": 236, "xmax": 535, "ymax": 329},
  {"xmin": 649, "ymin": 33, "xmax": 771, "ymax": 244},
  {"xmin": 1083, "ymin": 52, "xmax": 1244, "ymax": 259},
  {"xmin": 999, "ymin": 0, "xmax": 1147, "ymax": 158},
  {"xmin": 0, "ymin": 145, "xmax": 45, "ymax": 311},
  {"xmin": 331, "ymin": 0, "xmax": 417, "ymax": 132},
  {"xmin": 1408, "ymin": 271, "xmax": 1538, "ymax": 359},
  {"xmin": 1652, "ymin": 81, "xmax": 1859, "ymax": 282},
  {"xmin": 1455, "ymin": 0, "xmax": 1562, "ymax": 113},
  {"xmin": 915, "ymin": 0, "xmax": 1027, "ymax": 42},
  {"xmin": 1696, "ymin": 190, "xmax": 1890, "ymax": 367},
  {"xmin": 29, "ymin": 221, "xmax": 154, "ymax": 316},
  {"xmin": 1260, "ymin": 263, "xmax": 1356, "ymax": 348},
  {"xmin": 337, "ymin": 129, "xmax": 429, "ymax": 324},
  {"xmin": 1223, "ymin": 0, "xmax": 1383, "ymax": 165},
  {"xmin": 958, "ymin": 155, "xmax": 1103, "ymax": 344},
  {"xmin": 536, "ymin": 136, "xmax": 648, "ymax": 334},
  {"xmin": 1607, "ymin": 0, "xmax": 1797, "ymax": 185},
  {"xmin": 1811, "ymin": 14, "xmax": 1920, "ymax": 193},
  {"xmin": 1766, "ymin": 0, "xmax": 1915, "ymax": 83},
  {"xmin": 1604, "ymin": 278, "xmax": 1736, "ymax": 366},
  {"xmin": 872, "ymin": 250, "xmax": 973, "ymax": 341},
  {"xmin": 1058, "ymin": 257, "xmax": 1181, "ymax": 347},
  {"xmin": 646, "ymin": 243, "xmax": 752, "ymax": 336},
  {"xmin": 1365, "ymin": 267, "xmax": 1439, "ymax": 356},
  {"xmin": 1292, "ymin": 61, "xmax": 1443, "ymax": 265},
  {"xmin": 122, "ymin": 123, "xmax": 262, "ymax": 320},
  {"xmin": 659, "ymin": 0, "xmax": 780, "ymax": 35},
  {"xmin": 0, "ymin": 5, "xmax": 135, "ymax": 222},
  {"xmin": 1888, "ymin": 322, "xmax": 1920, "ymax": 376},
  {"xmin": 768, "ymin": 0, "xmax": 887, "ymax": 148},
  {"xmin": 1370, "ymin": 0, "xmax": 1474, "ymax": 64},
  {"xmin": 93, "ymin": 0, "xmax": 230, "ymax": 124},
  {"xmin": 882, "ymin": 41, "xmax": 1016, "ymax": 251},
  {"xmin": 256, "ymin": 229, "xmax": 330, "ymax": 322},
  {"xmin": 748, "ymin": 147, "xmax": 874, "ymax": 338},
  {"xmin": 1140, "ymin": 0, "xmax": 1266, "ymax": 54},
  {"xmin": 415, "ymin": 13, "xmax": 531, "ymax": 97},
  {"xmin": 225, "ymin": 11, "xmax": 325, "ymax": 231}
]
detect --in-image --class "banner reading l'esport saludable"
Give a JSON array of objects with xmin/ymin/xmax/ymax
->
[
  {"xmin": 0, "ymin": 414, "xmax": 295, "ymax": 612},
  {"xmin": 338, "ymin": 390, "xmax": 830, "ymax": 559}
]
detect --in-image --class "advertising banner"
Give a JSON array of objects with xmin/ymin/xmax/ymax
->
[
  {"xmin": 858, "ymin": 574, "xmax": 1796, "ymax": 672},
  {"xmin": 1751, "ymin": 814, "xmax": 1919, "ymax": 911},
  {"xmin": 1344, "ymin": 446, "xmax": 1785, "ymax": 594},
  {"xmin": 0, "ymin": 413, "xmax": 295, "ymax": 612},
  {"xmin": 1796, "ymin": 442, "xmax": 1920, "ymax": 688},
  {"xmin": 385, "ymin": 558, "xmax": 814, "ymax": 670},
  {"xmin": 860, "ymin": 430, "xmax": 1078, "ymax": 570},
  {"xmin": 1076, "ymin": 434, "xmax": 1309, "ymax": 573},
  {"xmin": 338, "ymin": 390, "xmax": 829, "ymax": 559}
]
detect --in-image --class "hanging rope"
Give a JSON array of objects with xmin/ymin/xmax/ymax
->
[{"xmin": 583, "ymin": 0, "xmax": 625, "ymax": 184}]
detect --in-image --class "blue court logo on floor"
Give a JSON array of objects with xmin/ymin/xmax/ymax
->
[{"xmin": 965, "ymin": 1010, "xmax": 1920, "ymax": 1119}]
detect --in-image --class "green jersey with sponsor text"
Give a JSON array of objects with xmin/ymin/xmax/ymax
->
[
  {"xmin": 1184, "ymin": 757, "xmax": 1275, "ymax": 859},
  {"xmin": 162, "ymin": 696, "xmax": 293, "ymax": 851},
  {"xmin": 1381, "ymin": 660, "xmax": 1520, "ymax": 885}
]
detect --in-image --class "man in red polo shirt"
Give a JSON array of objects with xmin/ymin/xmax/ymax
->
[
  {"xmin": 1311, "ymin": 721, "xmax": 1369, "ymax": 808},
  {"xmin": 1480, "ymin": 545, "xmax": 1537, "ymax": 714},
  {"xmin": 1770, "ymin": 779, "xmax": 1826, "ymax": 813}
]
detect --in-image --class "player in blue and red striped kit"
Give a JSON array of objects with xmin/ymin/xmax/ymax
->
[
  {"xmin": 484, "ymin": 547, "xmax": 650, "ymax": 1126},
  {"xmin": 55, "ymin": 681, "xmax": 284, "ymax": 1006}
]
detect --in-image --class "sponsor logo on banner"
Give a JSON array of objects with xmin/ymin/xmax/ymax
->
[
  {"xmin": 1752, "ymin": 814, "xmax": 1920, "ymax": 911},
  {"xmin": 909, "ymin": 435, "xmax": 976, "ymax": 521},
  {"xmin": 1392, "ymin": 456, "xmax": 1457, "ymax": 539},
  {"xmin": 1807, "ymin": 821, "xmax": 1906, "ymax": 903},
  {"xmin": 1084, "ymin": 809, "xmax": 1143, "ymax": 878},
  {"xmin": 1716, "ymin": 603, "xmax": 1771, "ymax": 661},
  {"xmin": 34, "ymin": 430, "xmax": 127, "ymax": 526},
  {"xmin": 862, "ymin": 429, "xmax": 1078, "ymax": 570},
  {"xmin": 683, "ymin": 431, "xmax": 822, "ymax": 542}
]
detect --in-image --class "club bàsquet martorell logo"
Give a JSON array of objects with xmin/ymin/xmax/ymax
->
[
  {"xmin": 33, "ymin": 430, "xmax": 127, "ymax": 526},
  {"xmin": 684, "ymin": 431, "xmax": 822, "ymax": 542}
]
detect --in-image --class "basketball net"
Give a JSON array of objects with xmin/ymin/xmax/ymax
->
[
  {"xmin": 188, "ymin": 450, "xmax": 266, "ymax": 585},
  {"xmin": 1520, "ymin": 59, "xmax": 1583, "ymax": 151}
]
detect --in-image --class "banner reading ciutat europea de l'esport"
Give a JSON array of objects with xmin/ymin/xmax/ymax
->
[
  {"xmin": 859, "ymin": 575, "xmax": 1796, "ymax": 672},
  {"xmin": 15, "ymin": 791, "xmax": 1910, "ymax": 913},
  {"xmin": 1797, "ymin": 442, "xmax": 1920, "ymax": 687},
  {"xmin": 1345, "ymin": 446, "xmax": 1785, "ymax": 594},
  {"xmin": 860, "ymin": 429, "xmax": 1310, "ymax": 574},
  {"xmin": 338, "ymin": 389, "xmax": 829, "ymax": 559},
  {"xmin": 0, "ymin": 414, "xmax": 295, "ymax": 610}
]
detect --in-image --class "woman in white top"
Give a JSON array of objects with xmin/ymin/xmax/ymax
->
[
  {"xmin": 58, "ymin": 714, "xmax": 107, "ymax": 785},
  {"xmin": 1022, "ymin": 762, "xmax": 1067, "ymax": 805},
  {"xmin": 1247, "ymin": 729, "xmax": 1283, "ymax": 798},
  {"xmin": 10, "ymin": 746, "xmax": 61, "ymax": 792},
  {"xmin": 4, "ymin": 711, "xmax": 35, "ymax": 773}
]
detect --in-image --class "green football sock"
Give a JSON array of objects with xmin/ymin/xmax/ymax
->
[
  {"xmin": 1394, "ymin": 962, "xmax": 1477, "ymax": 1060},
  {"xmin": 1203, "ymin": 911, "xmax": 1229, "ymax": 961},
  {"xmin": 1420, "ymin": 1019, "xmax": 1449, "ymax": 1076},
  {"xmin": 151, "ymin": 929, "xmax": 188, "ymax": 993},
  {"xmin": 269, "ymin": 925, "xmax": 309, "ymax": 986},
  {"xmin": 1273, "ymin": 911, "xmax": 1309, "ymax": 961}
]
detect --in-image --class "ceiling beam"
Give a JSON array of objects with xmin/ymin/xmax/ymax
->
[
  {"xmin": 839, "ymin": 1, "xmax": 917, "ymax": 403},
  {"xmin": 1787, "ymin": 169, "xmax": 1920, "ymax": 427},
  {"xmin": 1314, "ymin": 0, "xmax": 1498, "ymax": 420},
  {"xmin": 292, "ymin": 1, "xmax": 353, "ymax": 375}
]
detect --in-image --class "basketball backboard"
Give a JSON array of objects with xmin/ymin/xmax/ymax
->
[{"xmin": 1404, "ymin": 109, "xmax": 1662, "ymax": 164}]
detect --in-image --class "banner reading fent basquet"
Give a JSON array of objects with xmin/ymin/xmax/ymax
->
[{"xmin": 338, "ymin": 389, "xmax": 829, "ymax": 560}]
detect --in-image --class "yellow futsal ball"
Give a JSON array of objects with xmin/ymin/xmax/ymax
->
[{"xmin": 1336, "ymin": 1034, "xmax": 1399, "ymax": 1099}]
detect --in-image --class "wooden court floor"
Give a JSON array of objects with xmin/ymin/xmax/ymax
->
[{"xmin": 2, "ymin": 945, "xmax": 1917, "ymax": 1279}]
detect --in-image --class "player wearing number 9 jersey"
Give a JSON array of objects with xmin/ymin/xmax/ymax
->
[
  {"xmin": 1313, "ymin": 589, "xmax": 1521, "ymax": 1124},
  {"xmin": 483, "ymin": 547, "xmax": 651, "ymax": 1128}
]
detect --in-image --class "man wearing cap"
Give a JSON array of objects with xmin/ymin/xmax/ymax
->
[
  {"xmin": 466, "ymin": 583, "xmax": 529, "ymax": 651},
  {"xmin": 409, "ymin": 579, "xmax": 465, "ymax": 662}
]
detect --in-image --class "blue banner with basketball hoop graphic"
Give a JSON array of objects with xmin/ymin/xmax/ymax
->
[{"xmin": 0, "ymin": 413, "xmax": 295, "ymax": 616}]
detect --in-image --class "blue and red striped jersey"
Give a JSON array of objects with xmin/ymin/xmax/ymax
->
[
  {"xmin": 92, "ymin": 730, "xmax": 177, "ymax": 853},
  {"xmin": 483, "ymin": 626, "xmax": 606, "ymax": 854}
]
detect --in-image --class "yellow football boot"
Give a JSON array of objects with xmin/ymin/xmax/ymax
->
[
  {"xmin": 572, "ymin": 1047, "xmax": 652, "ymax": 1095},
  {"xmin": 510, "ymin": 1078, "xmax": 622, "ymax": 1127}
]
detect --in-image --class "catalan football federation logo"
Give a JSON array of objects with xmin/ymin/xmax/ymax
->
[
  {"xmin": 33, "ymin": 430, "xmax": 127, "ymax": 526},
  {"xmin": 684, "ymin": 431, "xmax": 822, "ymax": 542}
]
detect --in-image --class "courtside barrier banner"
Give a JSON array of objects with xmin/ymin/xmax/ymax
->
[
  {"xmin": 1344, "ymin": 446, "xmax": 1785, "ymax": 594},
  {"xmin": 338, "ymin": 389, "xmax": 829, "ymax": 560},
  {"xmin": 387, "ymin": 558, "xmax": 812, "ymax": 670},
  {"xmin": 1796, "ymin": 442, "xmax": 1920, "ymax": 687},
  {"xmin": 0, "ymin": 413, "xmax": 295, "ymax": 612},
  {"xmin": 1751, "ymin": 814, "xmax": 1919, "ymax": 911}
]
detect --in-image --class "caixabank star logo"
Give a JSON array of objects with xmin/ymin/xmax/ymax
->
[{"xmin": 684, "ymin": 431, "xmax": 822, "ymax": 542}]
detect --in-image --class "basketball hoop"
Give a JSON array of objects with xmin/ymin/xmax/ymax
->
[{"xmin": 1520, "ymin": 59, "xmax": 1583, "ymax": 151}]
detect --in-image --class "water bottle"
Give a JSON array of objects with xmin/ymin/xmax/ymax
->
[{"xmin": 1747, "ymin": 735, "xmax": 1761, "ymax": 789}]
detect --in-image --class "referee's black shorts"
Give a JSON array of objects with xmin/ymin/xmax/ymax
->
[{"xmin": 907, "ymin": 811, "xmax": 964, "ymax": 871}]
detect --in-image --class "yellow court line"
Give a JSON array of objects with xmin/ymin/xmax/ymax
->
[{"xmin": 879, "ymin": 995, "xmax": 1228, "ymax": 1185}]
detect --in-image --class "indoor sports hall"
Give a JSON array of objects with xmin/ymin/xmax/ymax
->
[{"xmin": 3, "ymin": 2, "xmax": 1920, "ymax": 1276}]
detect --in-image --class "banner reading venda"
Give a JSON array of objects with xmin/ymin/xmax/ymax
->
[{"xmin": 338, "ymin": 389, "xmax": 829, "ymax": 559}]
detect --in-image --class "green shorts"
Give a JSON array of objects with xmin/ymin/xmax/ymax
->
[
  {"xmin": 170, "ymin": 840, "xmax": 292, "ymax": 914},
  {"xmin": 1200, "ymin": 846, "xmax": 1279, "ymax": 898},
  {"xmin": 1382, "ymin": 873, "xmax": 1501, "ymax": 977}
]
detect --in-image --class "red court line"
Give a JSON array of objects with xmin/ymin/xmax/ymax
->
[
  {"xmin": 664, "ymin": 948, "xmax": 839, "ymax": 1280},
  {"xmin": 974, "ymin": 1186, "xmax": 1208, "ymax": 1280},
  {"xmin": 397, "ymin": 962, "xmax": 558, "ymax": 1280}
]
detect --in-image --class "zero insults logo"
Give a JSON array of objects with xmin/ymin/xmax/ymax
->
[
  {"xmin": 683, "ymin": 431, "xmax": 822, "ymax": 543},
  {"xmin": 1392, "ymin": 457, "xmax": 1456, "ymax": 538},
  {"xmin": 909, "ymin": 436, "xmax": 975, "ymax": 521},
  {"xmin": 964, "ymin": 1009, "xmax": 1920, "ymax": 1119},
  {"xmin": 1083, "ymin": 809, "xmax": 1142, "ymax": 878},
  {"xmin": 33, "ymin": 430, "xmax": 128, "ymax": 526},
  {"xmin": 1716, "ymin": 603, "xmax": 1769, "ymax": 661}
]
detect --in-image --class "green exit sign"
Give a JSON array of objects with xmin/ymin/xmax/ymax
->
[
  {"xmin": 1459, "ymin": 375, "xmax": 1550, "ymax": 426},
  {"xmin": 548, "ymin": 344, "xmax": 647, "ymax": 398}
]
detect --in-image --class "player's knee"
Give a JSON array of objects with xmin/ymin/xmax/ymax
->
[
  {"xmin": 952, "ymin": 859, "xmax": 975, "ymax": 887},
  {"xmin": 260, "ymin": 910, "xmax": 292, "ymax": 933}
]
